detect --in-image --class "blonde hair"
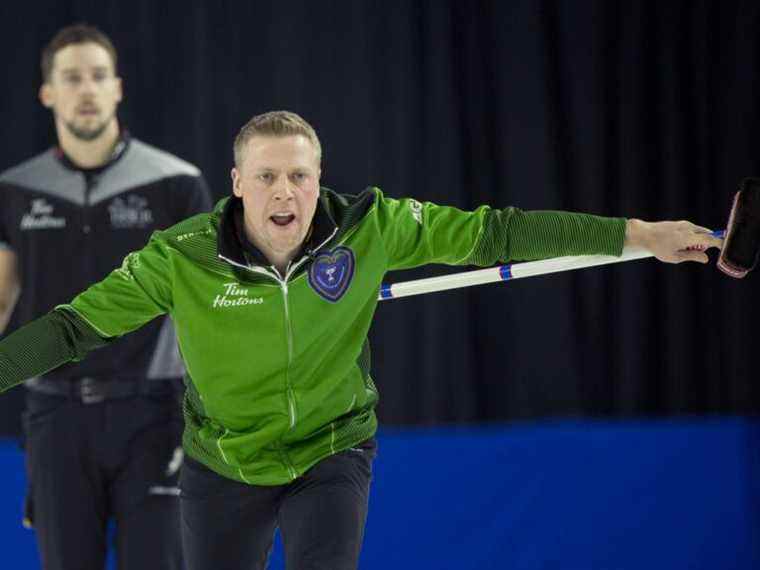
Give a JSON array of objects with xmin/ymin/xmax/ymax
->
[{"xmin": 233, "ymin": 110, "xmax": 322, "ymax": 168}]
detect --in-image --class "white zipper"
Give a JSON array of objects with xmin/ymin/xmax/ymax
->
[
  {"xmin": 280, "ymin": 276, "xmax": 297, "ymax": 429},
  {"xmin": 228, "ymin": 262, "xmax": 300, "ymax": 432},
  {"xmin": 277, "ymin": 252, "xmax": 317, "ymax": 431},
  {"xmin": 216, "ymin": 225, "xmax": 338, "ymax": 480},
  {"xmin": 277, "ymin": 226, "xmax": 338, "ymax": 430}
]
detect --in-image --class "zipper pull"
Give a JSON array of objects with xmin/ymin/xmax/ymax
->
[{"xmin": 272, "ymin": 265, "xmax": 286, "ymax": 281}]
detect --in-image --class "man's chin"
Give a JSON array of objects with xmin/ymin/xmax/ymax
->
[
  {"xmin": 267, "ymin": 234, "xmax": 306, "ymax": 256},
  {"xmin": 63, "ymin": 118, "xmax": 112, "ymax": 142}
]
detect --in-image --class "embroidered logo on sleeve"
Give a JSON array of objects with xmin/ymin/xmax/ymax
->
[
  {"xmin": 176, "ymin": 228, "xmax": 212, "ymax": 242},
  {"xmin": 115, "ymin": 252, "xmax": 141, "ymax": 281},
  {"xmin": 308, "ymin": 246, "xmax": 355, "ymax": 302},
  {"xmin": 409, "ymin": 199, "xmax": 423, "ymax": 224}
]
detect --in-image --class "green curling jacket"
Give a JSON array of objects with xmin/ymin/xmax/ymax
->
[{"xmin": 0, "ymin": 187, "xmax": 626, "ymax": 485}]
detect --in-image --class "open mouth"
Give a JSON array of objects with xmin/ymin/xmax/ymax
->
[
  {"xmin": 77, "ymin": 106, "xmax": 99, "ymax": 116},
  {"xmin": 270, "ymin": 213, "xmax": 296, "ymax": 227}
]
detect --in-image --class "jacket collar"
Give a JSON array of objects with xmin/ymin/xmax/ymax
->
[
  {"xmin": 216, "ymin": 191, "xmax": 338, "ymax": 269},
  {"xmin": 54, "ymin": 130, "xmax": 131, "ymax": 174}
]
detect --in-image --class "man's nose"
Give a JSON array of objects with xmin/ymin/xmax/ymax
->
[
  {"xmin": 78, "ymin": 77, "xmax": 98, "ymax": 96},
  {"xmin": 273, "ymin": 179, "xmax": 295, "ymax": 200}
]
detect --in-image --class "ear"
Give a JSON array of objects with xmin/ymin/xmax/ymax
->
[
  {"xmin": 314, "ymin": 167, "xmax": 322, "ymax": 191},
  {"xmin": 231, "ymin": 167, "xmax": 243, "ymax": 198},
  {"xmin": 114, "ymin": 76, "xmax": 123, "ymax": 103},
  {"xmin": 39, "ymin": 83, "xmax": 54, "ymax": 109}
]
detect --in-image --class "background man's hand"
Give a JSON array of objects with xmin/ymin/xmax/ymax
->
[{"xmin": 625, "ymin": 219, "xmax": 723, "ymax": 264}]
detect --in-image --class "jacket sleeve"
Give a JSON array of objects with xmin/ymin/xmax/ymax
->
[
  {"xmin": 372, "ymin": 188, "xmax": 628, "ymax": 270},
  {"xmin": 0, "ymin": 233, "xmax": 174, "ymax": 393},
  {"xmin": 61, "ymin": 232, "xmax": 174, "ymax": 337},
  {"xmin": 0, "ymin": 309, "xmax": 112, "ymax": 393}
]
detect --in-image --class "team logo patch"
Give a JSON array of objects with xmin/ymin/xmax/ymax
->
[
  {"xmin": 308, "ymin": 246, "xmax": 355, "ymax": 302},
  {"xmin": 108, "ymin": 195, "xmax": 154, "ymax": 229}
]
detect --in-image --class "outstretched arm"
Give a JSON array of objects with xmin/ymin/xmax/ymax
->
[
  {"xmin": 0, "ymin": 233, "xmax": 174, "ymax": 394},
  {"xmin": 0, "ymin": 309, "xmax": 111, "ymax": 393},
  {"xmin": 373, "ymin": 188, "xmax": 723, "ymax": 269}
]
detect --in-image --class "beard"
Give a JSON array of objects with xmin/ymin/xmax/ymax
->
[{"xmin": 63, "ymin": 111, "xmax": 115, "ymax": 142}]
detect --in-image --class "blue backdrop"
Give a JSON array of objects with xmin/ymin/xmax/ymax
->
[{"xmin": 1, "ymin": 418, "xmax": 758, "ymax": 569}]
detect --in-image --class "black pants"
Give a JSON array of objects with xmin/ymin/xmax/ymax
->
[
  {"xmin": 180, "ymin": 439, "xmax": 377, "ymax": 570},
  {"xmin": 23, "ymin": 389, "xmax": 184, "ymax": 570}
]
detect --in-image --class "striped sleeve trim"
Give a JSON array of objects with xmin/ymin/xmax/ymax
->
[{"xmin": 55, "ymin": 304, "xmax": 113, "ymax": 338}]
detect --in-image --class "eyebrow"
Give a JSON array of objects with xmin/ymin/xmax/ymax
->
[
  {"xmin": 254, "ymin": 167, "xmax": 313, "ymax": 174},
  {"xmin": 59, "ymin": 65, "xmax": 111, "ymax": 74}
]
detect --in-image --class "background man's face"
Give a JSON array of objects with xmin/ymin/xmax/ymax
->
[
  {"xmin": 40, "ymin": 42, "xmax": 122, "ymax": 141},
  {"xmin": 232, "ymin": 134, "xmax": 321, "ymax": 262}
]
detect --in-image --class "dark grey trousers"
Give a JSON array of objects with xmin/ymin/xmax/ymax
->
[
  {"xmin": 23, "ymin": 390, "xmax": 184, "ymax": 570},
  {"xmin": 179, "ymin": 439, "xmax": 376, "ymax": 570}
]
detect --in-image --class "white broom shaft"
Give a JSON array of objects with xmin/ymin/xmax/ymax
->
[
  {"xmin": 378, "ymin": 247, "xmax": 651, "ymax": 301},
  {"xmin": 378, "ymin": 229, "xmax": 725, "ymax": 301}
]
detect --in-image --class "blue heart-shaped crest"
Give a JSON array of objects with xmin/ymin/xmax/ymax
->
[{"xmin": 308, "ymin": 246, "xmax": 355, "ymax": 302}]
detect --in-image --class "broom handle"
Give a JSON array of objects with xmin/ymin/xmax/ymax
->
[{"xmin": 378, "ymin": 229, "xmax": 725, "ymax": 301}]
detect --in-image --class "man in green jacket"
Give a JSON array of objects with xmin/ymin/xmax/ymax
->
[{"xmin": 0, "ymin": 110, "xmax": 722, "ymax": 569}]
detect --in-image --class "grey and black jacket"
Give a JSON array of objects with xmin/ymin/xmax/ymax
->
[{"xmin": 0, "ymin": 133, "xmax": 213, "ymax": 382}]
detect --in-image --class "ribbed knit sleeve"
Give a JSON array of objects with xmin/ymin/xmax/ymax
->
[
  {"xmin": 466, "ymin": 208, "xmax": 627, "ymax": 266},
  {"xmin": 0, "ymin": 308, "xmax": 110, "ymax": 393}
]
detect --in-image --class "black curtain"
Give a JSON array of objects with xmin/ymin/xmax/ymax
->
[{"xmin": 1, "ymin": 0, "xmax": 758, "ymax": 434}]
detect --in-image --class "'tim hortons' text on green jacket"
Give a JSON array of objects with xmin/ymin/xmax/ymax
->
[{"xmin": 0, "ymin": 187, "xmax": 626, "ymax": 484}]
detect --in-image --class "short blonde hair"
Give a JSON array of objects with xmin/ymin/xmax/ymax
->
[{"xmin": 233, "ymin": 110, "xmax": 322, "ymax": 169}]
